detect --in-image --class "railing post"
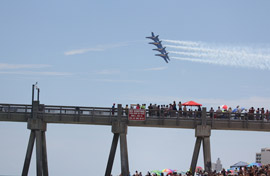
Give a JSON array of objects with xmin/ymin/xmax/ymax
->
[
  {"xmin": 117, "ymin": 104, "xmax": 122, "ymax": 121},
  {"xmin": 201, "ymin": 108, "xmax": 207, "ymax": 126}
]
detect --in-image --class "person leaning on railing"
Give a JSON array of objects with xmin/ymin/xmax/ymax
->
[
  {"xmin": 256, "ymin": 108, "xmax": 260, "ymax": 120},
  {"xmin": 216, "ymin": 106, "xmax": 222, "ymax": 118},
  {"xmin": 248, "ymin": 107, "xmax": 255, "ymax": 120},
  {"xmin": 261, "ymin": 108, "xmax": 265, "ymax": 120},
  {"xmin": 223, "ymin": 109, "xmax": 228, "ymax": 119},
  {"xmin": 183, "ymin": 105, "xmax": 187, "ymax": 117},
  {"xmin": 266, "ymin": 110, "xmax": 270, "ymax": 121},
  {"xmin": 124, "ymin": 105, "xmax": 129, "ymax": 116},
  {"xmin": 178, "ymin": 101, "xmax": 182, "ymax": 117},
  {"xmin": 148, "ymin": 103, "xmax": 153, "ymax": 116},
  {"xmin": 209, "ymin": 107, "xmax": 214, "ymax": 118},
  {"xmin": 111, "ymin": 103, "xmax": 115, "ymax": 116}
]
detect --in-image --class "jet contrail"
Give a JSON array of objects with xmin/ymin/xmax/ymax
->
[
  {"xmin": 163, "ymin": 39, "xmax": 270, "ymax": 70},
  {"xmin": 171, "ymin": 56, "xmax": 270, "ymax": 70},
  {"xmin": 168, "ymin": 51, "xmax": 210, "ymax": 58},
  {"xmin": 165, "ymin": 44, "xmax": 270, "ymax": 59},
  {"xmin": 162, "ymin": 39, "xmax": 201, "ymax": 47}
]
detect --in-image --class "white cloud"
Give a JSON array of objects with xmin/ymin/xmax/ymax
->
[
  {"xmin": 0, "ymin": 71, "xmax": 73, "ymax": 76},
  {"xmin": 64, "ymin": 48, "xmax": 104, "ymax": 56},
  {"xmin": 64, "ymin": 42, "xmax": 130, "ymax": 56},
  {"xmin": 0, "ymin": 63, "xmax": 51, "ymax": 70},
  {"xmin": 143, "ymin": 67, "xmax": 168, "ymax": 71},
  {"xmin": 93, "ymin": 79, "xmax": 144, "ymax": 84}
]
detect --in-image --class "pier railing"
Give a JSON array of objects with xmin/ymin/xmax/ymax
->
[{"xmin": 0, "ymin": 103, "xmax": 269, "ymax": 123}]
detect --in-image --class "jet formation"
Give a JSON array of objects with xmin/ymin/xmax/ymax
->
[{"xmin": 146, "ymin": 32, "xmax": 170, "ymax": 63}]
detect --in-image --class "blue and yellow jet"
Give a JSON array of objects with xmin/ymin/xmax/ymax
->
[{"xmin": 146, "ymin": 32, "xmax": 170, "ymax": 63}]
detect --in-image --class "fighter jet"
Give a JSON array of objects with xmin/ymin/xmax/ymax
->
[
  {"xmin": 149, "ymin": 41, "xmax": 162, "ymax": 48},
  {"xmin": 146, "ymin": 32, "xmax": 170, "ymax": 63},
  {"xmin": 146, "ymin": 32, "xmax": 159, "ymax": 42},
  {"xmin": 153, "ymin": 47, "xmax": 167, "ymax": 54},
  {"xmin": 155, "ymin": 53, "xmax": 170, "ymax": 63}
]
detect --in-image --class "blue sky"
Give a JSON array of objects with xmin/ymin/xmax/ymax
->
[{"xmin": 1, "ymin": 0, "xmax": 270, "ymax": 175}]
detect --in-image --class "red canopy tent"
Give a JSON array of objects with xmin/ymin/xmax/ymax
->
[{"xmin": 182, "ymin": 101, "xmax": 202, "ymax": 106}]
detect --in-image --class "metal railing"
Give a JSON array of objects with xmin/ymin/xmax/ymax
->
[
  {"xmin": 0, "ymin": 103, "xmax": 269, "ymax": 122},
  {"xmin": 0, "ymin": 103, "xmax": 32, "ymax": 114}
]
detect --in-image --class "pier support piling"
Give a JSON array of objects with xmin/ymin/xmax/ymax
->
[
  {"xmin": 190, "ymin": 108, "xmax": 212, "ymax": 176},
  {"xmin": 105, "ymin": 104, "xmax": 129, "ymax": 176},
  {"xmin": 120, "ymin": 132, "xmax": 129, "ymax": 176},
  {"xmin": 202, "ymin": 137, "xmax": 211, "ymax": 172},
  {"xmin": 190, "ymin": 137, "xmax": 202, "ymax": 175},
  {"xmin": 105, "ymin": 133, "xmax": 119, "ymax": 176},
  {"xmin": 22, "ymin": 101, "xmax": 48, "ymax": 176}
]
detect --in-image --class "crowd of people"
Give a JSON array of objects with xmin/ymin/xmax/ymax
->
[
  {"xmin": 210, "ymin": 106, "xmax": 270, "ymax": 121},
  {"xmin": 194, "ymin": 165, "xmax": 270, "ymax": 176},
  {"xmin": 113, "ymin": 101, "xmax": 270, "ymax": 121},
  {"xmin": 114, "ymin": 164, "xmax": 270, "ymax": 176}
]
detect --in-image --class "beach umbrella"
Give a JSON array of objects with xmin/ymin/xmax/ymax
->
[
  {"xmin": 228, "ymin": 170, "xmax": 237, "ymax": 175},
  {"xmin": 162, "ymin": 168, "xmax": 173, "ymax": 174},
  {"xmin": 182, "ymin": 101, "xmax": 202, "ymax": 106},
  {"xmin": 151, "ymin": 170, "xmax": 162, "ymax": 175},
  {"xmin": 196, "ymin": 166, "xmax": 203, "ymax": 173},
  {"xmin": 248, "ymin": 163, "xmax": 262, "ymax": 167},
  {"xmin": 221, "ymin": 105, "xmax": 228, "ymax": 110},
  {"xmin": 232, "ymin": 108, "xmax": 238, "ymax": 113},
  {"xmin": 174, "ymin": 170, "xmax": 186, "ymax": 175},
  {"xmin": 232, "ymin": 107, "xmax": 245, "ymax": 113}
]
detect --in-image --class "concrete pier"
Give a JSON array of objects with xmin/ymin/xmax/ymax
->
[{"xmin": 1, "ymin": 103, "xmax": 270, "ymax": 175}]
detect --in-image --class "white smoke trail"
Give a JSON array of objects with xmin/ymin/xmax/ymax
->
[
  {"xmin": 162, "ymin": 39, "xmax": 201, "ymax": 47},
  {"xmin": 171, "ymin": 55, "xmax": 270, "ymax": 70},
  {"xmin": 163, "ymin": 39, "xmax": 270, "ymax": 70},
  {"xmin": 169, "ymin": 51, "xmax": 209, "ymax": 58},
  {"xmin": 171, "ymin": 57, "xmax": 254, "ymax": 69},
  {"xmin": 165, "ymin": 44, "xmax": 270, "ymax": 60}
]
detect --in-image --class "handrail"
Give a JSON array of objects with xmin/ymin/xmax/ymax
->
[{"xmin": 0, "ymin": 103, "xmax": 269, "ymax": 122}]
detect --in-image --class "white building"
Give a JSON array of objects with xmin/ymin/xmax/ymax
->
[
  {"xmin": 256, "ymin": 148, "xmax": 270, "ymax": 165},
  {"xmin": 212, "ymin": 158, "xmax": 222, "ymax": 172}
]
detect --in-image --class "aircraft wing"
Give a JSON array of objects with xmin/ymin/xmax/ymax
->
[
  {"xmin": 155, "ymin": 54, "xmax": 169, "ymax": 63},
  {"xmin": 153, "ymin": 47, "xmax": 167, "ymax": 54},
  {"xmin": 146, "ymin": 32, "xmax": 159, "ymax": 42},
  {"xmin": 149, "ymin": 41, "xmax": 162, "ymax": 48}
]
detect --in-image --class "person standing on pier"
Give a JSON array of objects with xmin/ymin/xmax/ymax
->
[
  {"xmin": 125, "ymin": 104, "xmax": 129, "ymax": 116},
  {"xmin": 112, "ymin": 103, "xmax": 115, "ymax": 116}
]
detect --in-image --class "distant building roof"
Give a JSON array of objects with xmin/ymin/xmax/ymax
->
[{"xmin": 230, "ymin": 161, "xmax": 249, "ymax": 168}]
